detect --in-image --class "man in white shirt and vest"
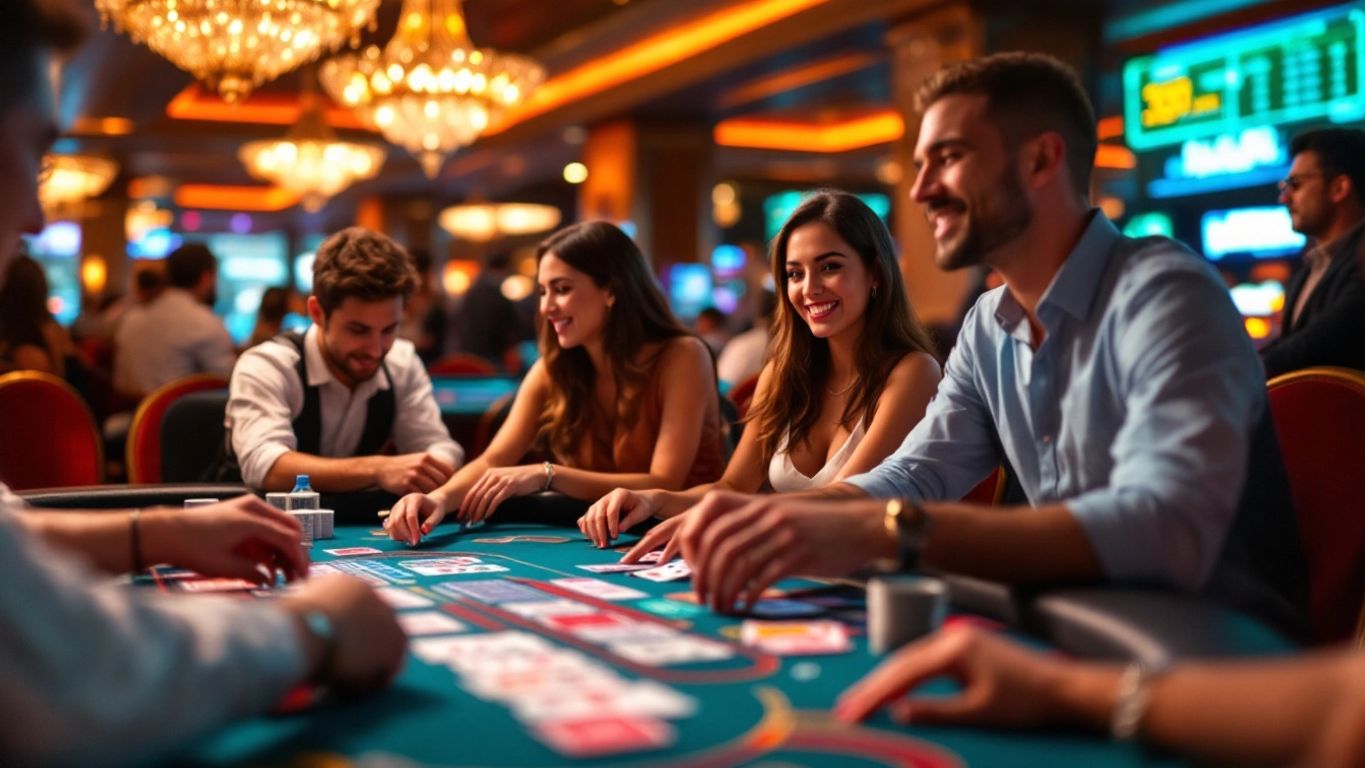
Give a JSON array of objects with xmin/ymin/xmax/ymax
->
[{"xmin": 226, "ymin": 227, "xmax": 464, "ymax": 494}]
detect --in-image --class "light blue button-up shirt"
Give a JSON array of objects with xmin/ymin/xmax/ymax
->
[{"xmin": 849, "ymin": 212, "xmax": 1301, "ymax": 609}]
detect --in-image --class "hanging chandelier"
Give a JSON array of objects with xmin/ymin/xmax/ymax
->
[
  {"xmin": 94, "ymin": 0, "xmax": 381, "ymax": 103},
  {"xmin": 39, "ymin": 155, "xmax": 119, "ymax": 214},
  {"xmin": 439, "ymin": 202, "xmax": 561, "ymax": 242},
  {"xmin": 320, "ymin": 0, "xmax": 545, "ymax": 178},
  {"xmin": 239, "ymin": 87, "xmax": 386, "ymax": 212}
]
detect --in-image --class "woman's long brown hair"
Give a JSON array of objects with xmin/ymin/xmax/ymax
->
[
  {"xmin": 747, "ymin": 190, "xmax": 939, "ymax": 465},
  {"xmin": 536, "ymin": 221, "xmax": 695, "ymax": 464}
]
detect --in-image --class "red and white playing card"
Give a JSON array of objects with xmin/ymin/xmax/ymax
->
[
  {"xmin": 740, "ymin": 620, "xmax": 851, "ymax": 655},
  {"xmin": 630, "ymin": 561, "xmax": 692, "ymax": 582},
  {"xmin": 551, "ymin": 577, "xmax": 648, "ymax": 601},
  {"xmin": 323, "ymin": 547, "xmax": 383, "ymax": 556},
  {"xmin": 398, "ymin": 611, "xmax": 468, "ymax": 636},
  {"xmin": 533, "ymin": 715, "xmax": 674, "ymax": 758}
]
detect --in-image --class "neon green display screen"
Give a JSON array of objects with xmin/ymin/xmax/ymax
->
[{"xmin": 1124, "ymin": 3, "xmax": 1365, "ymax": 150}]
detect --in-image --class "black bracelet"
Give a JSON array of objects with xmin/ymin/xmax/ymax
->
[{"xmin": 130, "ymin": 508, "xmax": 144, "ymax": 573}]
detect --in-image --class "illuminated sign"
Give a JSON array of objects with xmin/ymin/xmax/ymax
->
[
  {"xmin": 1147, "ymin": 126, "xmax": 1289, "ymax": 197},
  {"xmin": 1122, "ymin": 211, "xmax": 1175, "ymax": 238},
  {"xmin": 1125, "ymin": 3, "xmax": 1365, "ymax": 150},
  {"xmin": 1201, "ymin": 206, "xmax": 1306, "ymax": 260}
]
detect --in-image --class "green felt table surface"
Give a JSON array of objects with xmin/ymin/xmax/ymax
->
[{"xmin": 180, "ymin": 522, "xmax": 1179, "ymax": 767}]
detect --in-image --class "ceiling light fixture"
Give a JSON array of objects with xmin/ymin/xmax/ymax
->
[
  {"xmin": 439, "ymin": 202, "xmax": 561, "ymax": 242},
  {"xmin": 320, "ymin": 0, "xmax": 545, "ymax": 178},
  {"xmin": 95, "ymin": 0, "xmax": 380, "ymax": 103}
]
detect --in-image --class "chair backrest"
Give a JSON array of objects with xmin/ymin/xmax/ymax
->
[
  {"xmin": 160, "ymin": 390, "xmax": 232, "ymax": 482},
  {"xmin": 0, "ymin": 371, "xmax": 102, "ymax": 490},
  {"xmin": 126, "ymin": 374, "xmax": 229, "ymax": 484},
  {"xmin": 471, "ymin": 392, "xmax": 516, "ymax": 459},
  {"xmin": 729, "ymin": 373, "xmax": 761, "ymax": 421},
  {"xmin": 429, "ymin": 354, "xmax": 499, "ymax": 376},
  {"xmin": 962, "ymin": 466, "xmax": 1007, "ymax": 506},
  {"xmin": 1266, "ymin": 366, "xmax": 1365, "ymax": 645}
]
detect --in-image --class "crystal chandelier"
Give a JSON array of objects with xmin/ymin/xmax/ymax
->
[
  {"xmin": 95, "ymin": 0, "xmax": 381, "ymax": 103},
  {"xmin": 320, "ymin": 0, "xmax": 545, "ymax": 178},
  {"xmin": 39, "ymin": 155, "xmax": 119, "ymax": 213},
  {"xmin": 239, "ymin": 87, "xmax": 386, "ymax": 212},
  {"xmin": 439, "ymin": 203, "xmax": 561, "ymax": 242}
]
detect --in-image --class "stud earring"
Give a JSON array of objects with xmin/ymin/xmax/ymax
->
[{"xmin": 871, "ymin": 285, "xmax": 878, "ymax": 299}]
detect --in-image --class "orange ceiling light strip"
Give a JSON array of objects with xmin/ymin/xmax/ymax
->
[
  {"xmin": 716, "ymin": 51, "xmax": 879, "ymax": 110},
  {"xmin": 1094, "ymin": 144, "xmax": 1136, "ymax": 170},
  {"xmin": 485, "ymin": 0, "xmax": 832, "ymax": 134},
  {"xmin": 166, "ymin": 85, "xmax": 370, "ymax": 131},
  {"xmin": 1097, "ymin": 116, "xmax": 1124, "ymax": 140},
  {"xmin": 174, "ymin": 184, "xmax": 301, "ymax": 212},
  {"xmin": 714, "ymin": 109, "xmax": 904, "ymax": 153}
]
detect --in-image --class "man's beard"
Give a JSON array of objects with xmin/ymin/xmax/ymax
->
[{"xmin": 931, "ymin": 167, "xmax": 1033, "ymax": 271}]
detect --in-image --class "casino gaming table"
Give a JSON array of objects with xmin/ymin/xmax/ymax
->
[{"xmin": 153, "ymin": 517, "xmax": 1265, "ymax": 768}]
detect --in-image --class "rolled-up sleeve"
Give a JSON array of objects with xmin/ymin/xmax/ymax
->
[
  {"xmin": 0, "ymin": 511, "xmax": 304, "ymax": 766},
  {"xmin": 845, "ymin": 304, "xmax": 1002, "ymax": 501},
  {"xmin": 1068, "ymin": 266, "xmax": 1262, "ymax": 591},
  {"xmin": 226, "ymin": 349, "xmax": 298, "ymax": 489},
  {"xmin": 390, "ymin": 351, "xmax": 464, "ymax": 469}
]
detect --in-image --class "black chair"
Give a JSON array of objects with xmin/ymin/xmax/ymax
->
[{"xmin": 160, "ymin": 390, "xmax": 230, "ymax": 483}]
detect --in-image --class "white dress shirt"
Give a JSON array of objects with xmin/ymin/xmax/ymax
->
[
  {"xmin": 113, "ymin": 288, "xmax": 237, "ymax": 397},
  {"xmin": 227, "ymin": 325, "xmax": 464, "ymax": 489},
  {"xmin": 0, "ymin": 487, "xmax": 304, "ymax": 766}
]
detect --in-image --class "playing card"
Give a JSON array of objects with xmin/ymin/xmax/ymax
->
[
  {"xmin": 398, "ymin": 611, "xmax": 468, "ymax": 636},
  {"xmin": 176, "ymin": 578, "xmax": 258, "ymax": 592},
  {"xmin": 433, "ymin": 579, "xmax": 545, "ymax": 603},
  {"xmin": 577, "ymin": 563, "xmax": 654, "ymax": 574},
  {"xmin": 533, "ymin": 715, "xmax": 674, "ymax": 758},
  {"xmin": 740, "ymin": 620, "xmax": 851, "ymax": 655},
  {"xmin": 503, "ymin": 599, "xmax": 600, "ymax": 619},
  {"xmin": 630, "ymin": 561, "xmax": 692, "ymax": 583},
  {"xmin": 322, "ymin": 546, "xmax": 383, "ymax": 556},
  {"xmin": 608, "ymin": 636, "xmax": 734, "ymax": 666},
  {"xmin": 551, "ymin": 577, "xmax": 648, "ymax": 601},
  {"xmin": 400, "ymin": 560, "xmax": 504, "ymax": 577},
  {"xmin": 375, "ymin": 586, "xmax": 435, "ymax": 609}
]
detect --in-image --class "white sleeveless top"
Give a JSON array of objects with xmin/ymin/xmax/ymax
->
[{"xmin": 768, "ymin": 418, "xmax": 867, "ymax": 492}]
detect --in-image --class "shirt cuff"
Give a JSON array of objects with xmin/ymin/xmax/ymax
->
[
  {"xmin": 844, "ymin": 470, "xmax": 899, "ymax": 500},
  {"xmin": 243, "ymin": 444, "xmax": 292, "ymax": 490},
  {"xmin": 1065, "ymin": 490, "xmax": 1207, "ymax": 592}
]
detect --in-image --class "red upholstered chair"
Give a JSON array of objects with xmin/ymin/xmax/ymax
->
[
  {"xmin": 429, "ymin": 354, "xmax": 499, "ymax": 376},
  {"xmin": 125, "ymin": 374, "xmax": 229, "ymax": 484},
  {"xmin": 728, "ymin": 373, "xmax": 761, "ymax": 421},
  {"xmin": 0, "ymin": 371, "xmax": 102, "ymax": 490},
  {"xmin": 962, "ymin": 466, "xmax": 1006, "ymax": 506},
  {"xmin": 1266, "ymin": 366, "xmax": 1365, "ymax": 645}
]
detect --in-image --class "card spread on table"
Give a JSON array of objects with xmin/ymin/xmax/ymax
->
[
  {"xmin": 375, "ymin": 586, "xmax": 435, "ymax": 609},
  {"xmin": 577, "ymin": 562, "xmax": 654, "ymax": 574},
  {"xmin": 398, "ymin": 611, "xmax": 468, "ymax": 636},
  {"xmin": 740, "ymin": 619, "xmax": 851, "ymax": 655},
  {"xmin": 551, "ymin": 577, "xmax": 648, "ymax": 601},
  {"xmin": 532, "ymin": 715, "xmax": 675, "ymax": 758},
  {"xmin": 177, "ymin": 577, "xmax": 258, "ymax": 593},
  {"xmin": 323, "ymin": 547, "xmax": 383, "ymax": 556},
  {"xmin": 434, "ymin": 579, "xmax": 545, "ymax": 603},
  {"xmin": 630, "ymin": 561, "xmax": 692, "ymax": 582},
  {"xmin": 398, "ymin": 558, "xmax": 502, "ymax": 577}
]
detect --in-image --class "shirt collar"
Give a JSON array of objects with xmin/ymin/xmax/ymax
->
[{"xmin": 994, "ymin": 209, "xmax": 1119, "ymax": 335}]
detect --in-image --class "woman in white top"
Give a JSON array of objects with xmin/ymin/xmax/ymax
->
[{"xmin": 579, "ymin": 190, "xmax": 941, "ymax": 547}]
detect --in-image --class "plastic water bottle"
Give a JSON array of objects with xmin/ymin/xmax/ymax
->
[{"xmin": 287, "ymin": 474, "xmax": 320, "ymax": 511}]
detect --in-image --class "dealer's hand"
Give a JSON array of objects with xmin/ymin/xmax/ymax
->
[{"xmin": 383, "ymin": 492, "xmax": 445, "ymax": 546}]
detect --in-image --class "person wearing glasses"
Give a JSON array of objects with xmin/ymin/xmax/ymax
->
[{"xmin": 1260, "ymin": 128, "xmax": 1365, "ymax": 378}]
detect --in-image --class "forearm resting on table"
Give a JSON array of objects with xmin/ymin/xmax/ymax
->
[
  {"xmin": 550, "ymin": 466, "xmax": 687, "ymax": 502},
  {"xmin": 263, "ymin": 452, "xmax": 385, "ymax": 493},
  {"xmin": 921, "ymin": 502, "xmax": 1103, "ymax": 584}
]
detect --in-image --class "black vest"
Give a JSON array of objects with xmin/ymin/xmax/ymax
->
[{"xmin": 218, "ymin": 332, "xmax": 396, "ymax": 481}]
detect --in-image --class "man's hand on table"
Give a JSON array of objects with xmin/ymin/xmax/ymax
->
[
  {"xmin": 373, "ymin": 453, "xmax": 455, "ymax": 496},
  {"xmin": 142, "ymin": 495, "xmax": 309, "ymax": 583},
  {"xmin": 677, "ymin": 491, "xmax": 894, "ymax": 613},
  {"xmin": 281, "ymin": 575, "xmax": 407, "ymax": 694}
]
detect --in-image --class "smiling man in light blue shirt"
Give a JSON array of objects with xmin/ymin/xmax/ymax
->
[{"xmin": 670, "ymin": 52, "xmax": 1305, "ymax": 632}]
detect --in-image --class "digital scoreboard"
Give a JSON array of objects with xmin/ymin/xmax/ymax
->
[{"xmin": 1124, "ymin": 3, "xmax": 1365, "ymax": 151}]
